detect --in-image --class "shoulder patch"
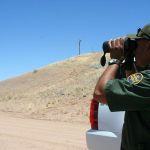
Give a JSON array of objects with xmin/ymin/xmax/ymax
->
[{"xmin": 127, "ymin": 73, "xmax": 143, "ymax": 85}]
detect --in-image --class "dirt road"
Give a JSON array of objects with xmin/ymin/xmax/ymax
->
[{"xmin": 0, "ymin": 112, "xmax": 89, "ymax": 150}]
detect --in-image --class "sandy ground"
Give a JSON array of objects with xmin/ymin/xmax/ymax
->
[{"xmin": 0, "ymin": 112, "xmax": 89, "ymax": 150}]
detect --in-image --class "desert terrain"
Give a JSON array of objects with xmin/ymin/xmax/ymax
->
[{"xmin": 0, "ymin": 53, "xmax": 106, "ymax": 149}]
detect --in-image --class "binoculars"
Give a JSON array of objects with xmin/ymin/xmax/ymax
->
[{"xmin": 100, "ymin": 37, "xmax": 138, "ymax": 67}]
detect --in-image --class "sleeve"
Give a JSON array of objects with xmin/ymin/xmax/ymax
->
[{"xmin": 104, "ymin": 74, "xmax": 150, "ymax": 112}]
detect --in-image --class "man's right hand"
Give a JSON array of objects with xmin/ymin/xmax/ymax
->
[{"xmin": 108, "ymin": 38, "xmax": 124, "ymax": 60}]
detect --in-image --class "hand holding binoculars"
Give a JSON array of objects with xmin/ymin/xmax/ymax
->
[{"xmin": 100, "ymin": 37, "xmax": 137, "ymax": 67}]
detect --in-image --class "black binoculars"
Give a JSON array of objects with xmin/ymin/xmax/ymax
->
[{"xmin": 100, "ymin": 37, "xmax": 138, "ymax": 67}]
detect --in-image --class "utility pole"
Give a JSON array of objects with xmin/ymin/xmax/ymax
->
[{"xmin": 79, "ymin": 40, "xmax": 82, "ymax": 55}]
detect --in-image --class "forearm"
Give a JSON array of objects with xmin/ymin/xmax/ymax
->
[
  {"xmin": 93, "ymin": 37, "xmax": 124, "ymax": 103},
  {"xmin": 93, "ymin": 64, "xmax": 119, "ymax": 103}
]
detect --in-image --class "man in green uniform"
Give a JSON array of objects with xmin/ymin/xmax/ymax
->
[{"xmin": 93, "ymin": 23, "xmax": 150, "ymax": 150}]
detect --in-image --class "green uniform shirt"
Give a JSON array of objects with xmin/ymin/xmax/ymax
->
[{"xmin": 105, "ymin": 67, "xmax": 150, "ymax": 150}]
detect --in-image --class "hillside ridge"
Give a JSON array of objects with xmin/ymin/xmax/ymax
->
[{"xmin": 0, "ymin": 53, "xmax": 106, "ymax": 123}]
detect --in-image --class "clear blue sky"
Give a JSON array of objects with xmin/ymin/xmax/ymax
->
[{"xmin": 0, "ymin": 0, "xmax": 150, "ymax": 80}]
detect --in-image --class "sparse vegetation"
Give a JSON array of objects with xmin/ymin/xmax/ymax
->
[
  {"xmin": 0, "ymin": 53, "xmax": 106, "ymax": 123},
  {"xmin": 33, "ymin": 69, "xmax": 38, "ymax": 74}
]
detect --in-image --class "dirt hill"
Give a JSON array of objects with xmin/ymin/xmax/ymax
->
[{"xmin": 0, "ymin": 53, "xmax": 107, "ymax": 123}]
